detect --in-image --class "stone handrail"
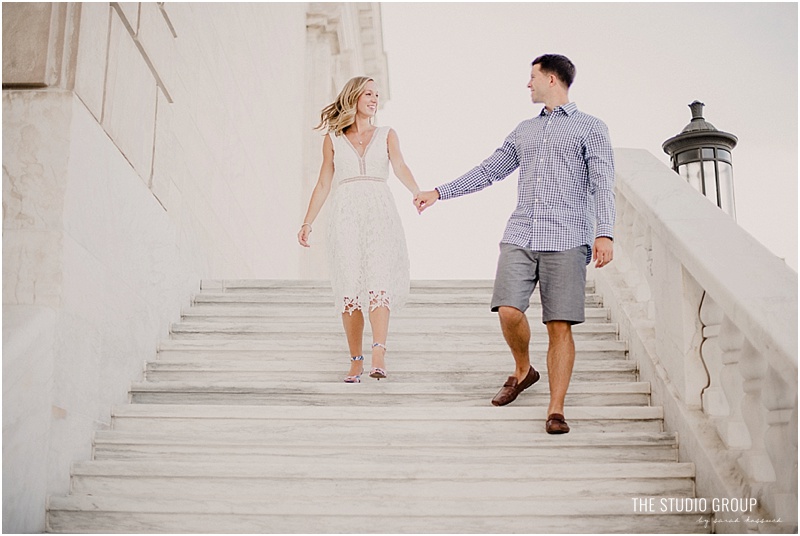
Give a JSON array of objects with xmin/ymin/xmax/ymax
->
[{"xmin": 592, "ymin": 149, "xmax": 797, "ymax": 533}]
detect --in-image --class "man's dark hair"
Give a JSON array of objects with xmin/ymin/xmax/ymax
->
[{"xmin": 532, "ymin": 54, "xmax": 576, "ymax": 88}]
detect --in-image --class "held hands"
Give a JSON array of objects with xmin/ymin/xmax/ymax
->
[
  {"xmin": 413, "ymin": 189, "xmax": 440, "ymax": 213},
  {"xmin": 593, "ymin": 236, "xmax": 613, "ymax": 268},
  {"xmin": 297, "ymin": 223, "xmax": 312, "ymax": 247}
]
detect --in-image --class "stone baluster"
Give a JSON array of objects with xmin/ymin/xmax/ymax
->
[
  {"xmin": 699, "ymin": 293, "xmax": 728, "ymax": 417},
  {"xmin": 682, "ymin": 274, "xmax": 708, "ymax": 408},
  {"xmin": 736, "ymin": 338, "xmax": 776, "ymax": 486},
  {"xmin": 716, "ymin": 316, "xmax": 750, "ymax": 449},
  {"xmin": 762, "ymin": 367, "xmax": 798, "ymax": 527}
]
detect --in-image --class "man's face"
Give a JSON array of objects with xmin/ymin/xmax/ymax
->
[{"xmin": 527, "ymin": 64, "xmax": 551, "ymax": 104}]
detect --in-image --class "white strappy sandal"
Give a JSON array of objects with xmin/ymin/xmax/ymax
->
[
  {"xmin": 343, "ymin": 355, "xmax": 364, "ymax": 383},
  {"xmin": 369, "ymin": 342, "xmax": 387, "ymax": 380}
]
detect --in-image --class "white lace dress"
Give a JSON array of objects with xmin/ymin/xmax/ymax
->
[{"xmin": 326, "ymin": 126, "xmax": 410, "ymax": 316}]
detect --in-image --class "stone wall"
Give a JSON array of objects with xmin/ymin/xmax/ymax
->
[{"xmin": 2, "ymin": 3, "xmax": 390, "ymax": 531}]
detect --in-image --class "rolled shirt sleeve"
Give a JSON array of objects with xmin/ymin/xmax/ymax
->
[
  {"xmin": 585, "ymin": 120, "xmax": 616, "ymax": 240},
  {"xmin": 436, "ymin": 132, "xmax": 519, "ymax": 200}
]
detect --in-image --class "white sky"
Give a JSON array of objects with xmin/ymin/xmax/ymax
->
[{"xmin": 377, "ymin": 2, "xmax": 798, "ymax": 277}]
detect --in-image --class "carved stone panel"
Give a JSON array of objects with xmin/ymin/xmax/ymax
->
[{"xmin": 3, "ymin": 3, "xmax": 56, "ymax": 86}]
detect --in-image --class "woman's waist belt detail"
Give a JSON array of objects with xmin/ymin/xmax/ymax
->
[{"xmin": 339, "ymin": 175, "xmax": 387, "ymax": 185}]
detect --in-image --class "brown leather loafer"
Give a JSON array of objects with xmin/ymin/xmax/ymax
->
[
  {"xmin": 491, "ymin": 366, "xmax": 540, "ymax": 406},
  {"xmin": 546, "ymin": 413, "xmax": 570, "ymax": 434}
]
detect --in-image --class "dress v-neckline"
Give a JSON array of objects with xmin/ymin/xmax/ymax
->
[{"xmin": 343, "ymin": 127, "xmax": 380, "ymax": 160}]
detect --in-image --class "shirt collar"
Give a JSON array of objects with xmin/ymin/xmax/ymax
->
[{"xmin": 539, "ymin": 102, "xmax": 578, "ymax": 117}]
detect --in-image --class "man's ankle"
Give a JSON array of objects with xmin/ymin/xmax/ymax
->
[{"xmin": 515, "ymin": 365, "xmax": 531, "ymax": 379}]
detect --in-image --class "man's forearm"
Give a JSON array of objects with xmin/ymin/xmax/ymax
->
[
  {"xmin": 437, "ymin": 133, "xmax": 519, "ymax": 200},
  {"xmin": 595, "ymin": 187, "xmax": 616, "ymax": 239}
]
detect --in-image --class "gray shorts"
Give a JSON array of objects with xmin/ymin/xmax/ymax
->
[{"xmin": 491, "ymin": 243, "xmax": 588, "ymax": 324}]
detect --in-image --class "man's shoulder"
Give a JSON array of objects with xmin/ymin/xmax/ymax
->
[
  {"xmin": 512, "ymin": 109, "xmax": 609, "ymax": 135},
  {"xmin": 571, "ymin": 109, "xmax": 608, "ymax": 130},
  {"xmin": 499, "ymin": 118, "xmax": 537, "ymax": 144},
  {"xmin": 512, "ymin": 116, "xmax": 544, "ymax": 134},
  {"xmin": 513, "ymin": 116, "xmax": 538, "ymax": 129}
]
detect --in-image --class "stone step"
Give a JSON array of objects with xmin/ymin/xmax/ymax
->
[
  {"xmin": 168, "ymin": 321, "xmax": 619, "ymax": 339},
  {"xmin": 145, "ymin": 357, "xmax": 636, "ymax": 371},
  {"xmin": 153, "ymin": 346, "xmax": 629, "ymax": 366},
  {"xmin": 145, "ymin": 370, "xmax": 636, "ymax": 384},
  {"xmin": 70, "ymin": 459, "xmax": 695, "ymax": 480},
  {"xmin": 110, "ymin": 405, "xmax": 664, "ymax": 434},
  {"xmin": 163, "ymin": 334, "xmax": 619, "ymax": 348},
  {"xmin": 181, "ymin": 305, "xmax": 611, "ymax": 321},
  {"xmin": 91, "ymin": 430, "xmax": 679, "ymax": 463},
  {"xmin": 201, "ymin": 278, "xmax": 597, "ymax": 293},
  {"xmin": 192, "ymin": 292, "xmax": 605, "ymax": 307},
  {"xmin": 64, "ymin": 483, "xmax": 697, "ymax": 508},
  {"xmin": 156, "ymin": 339, "xmax": 629, "ymax": 359},
  {"xmin": 48, "ymin": 280, "xmax": 710, "ymax": 535},
  {"xmin": 66, "ymin": 460, "xmax": 696, "ymax": 501},
  {"xmin": 47, "ymin": 495, "xmax": 709, "ymax": 534},
  {"xmin": 144, "ymin": 359, "xmax": 638, "ymax": 383},
  {"xmin": 168, "ymin": 331, "xmax": 618, "ymax": 343},
  {"xmin": 183, "ymin": 301, "xmax": 607, "ymax": 316},
  {"xmin": 128, "ymin": 380, "xmax": 651, "ymax": 407}
]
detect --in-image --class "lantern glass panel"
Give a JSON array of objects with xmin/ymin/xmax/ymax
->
[
  {"xmin": 703, "ymin": 161, "xmax": 718, "ymax": 205},
  {"xmin": 677, "ymin": 149, "xmax": 700, "ymax": 165},
  {"xmin": 702, "ymin": 148, "xmax": 715, "ymax": 159},
  {"xmin": 717, "ymin": 148, "xmax": 732, "ymax": 162},
  {"xmin": 718, "ymin": 161, "xmax": 736, "ymax": 217},
  {"xmin": 679, "ymin": 162, "xmax": 703, "ymax": 193}
]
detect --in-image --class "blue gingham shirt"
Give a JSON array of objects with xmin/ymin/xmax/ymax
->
[{"xmin": 436, "ymin": 102, "xmax": 615, "ymax": 264}]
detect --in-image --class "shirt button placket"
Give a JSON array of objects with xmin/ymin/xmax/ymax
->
[{"xmin": 537, "ymin": 117, "xmax": 550, "ymax": 207}]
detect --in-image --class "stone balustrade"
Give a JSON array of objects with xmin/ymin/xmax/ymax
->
[{"xmin": 593, "ymin": 148, "xmax": 797, "ymax": 533}]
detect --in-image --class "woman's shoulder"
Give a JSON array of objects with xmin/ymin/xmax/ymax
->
[{"xmin": 323, "ymin": 131, "xmax": 335, "ymax": 151}]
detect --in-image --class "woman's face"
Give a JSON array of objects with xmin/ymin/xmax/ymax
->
[{"xmin": 356, "ymin": 80, "xmax": 379, "ymax": 118}]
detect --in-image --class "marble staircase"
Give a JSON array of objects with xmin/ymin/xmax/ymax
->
[{"xmin": 47, "ymin": 280, "xmax": 711, "ymax": 533}]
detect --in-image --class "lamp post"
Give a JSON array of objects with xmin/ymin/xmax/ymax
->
[{"xmin": 662, "ymin": 101, "xmax": 738, "ymax": 219}]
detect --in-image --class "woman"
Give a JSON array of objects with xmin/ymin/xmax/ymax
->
[{"xmin": 298, "ymin": 76, "xmax": 420, "ymax": 383}]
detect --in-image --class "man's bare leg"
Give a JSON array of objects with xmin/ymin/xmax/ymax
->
[
  {"xmin": 497, "ymin": 306, "xmax": 532, "ymax": 382},
  {"xmin": 545, "ymin": 320, "xmax": 575, "ymax": 416}
]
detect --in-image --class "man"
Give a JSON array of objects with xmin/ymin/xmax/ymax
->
[{"xmin": 414, "ymin": 54, "xmax": 615, "ymax": 434}]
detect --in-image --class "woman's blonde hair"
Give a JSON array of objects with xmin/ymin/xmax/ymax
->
[{"xmin": 315, "ymin": 76, "xmax": 374, "ymax": 136}]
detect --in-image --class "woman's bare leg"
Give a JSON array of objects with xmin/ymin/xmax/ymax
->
[
  {"xmin": 342, "ymin": 309, "xmax": 365, "ymax": 376},
  {"xmin": 368, "ymin": 305, "xmax": 390, "ymax": 372}
]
